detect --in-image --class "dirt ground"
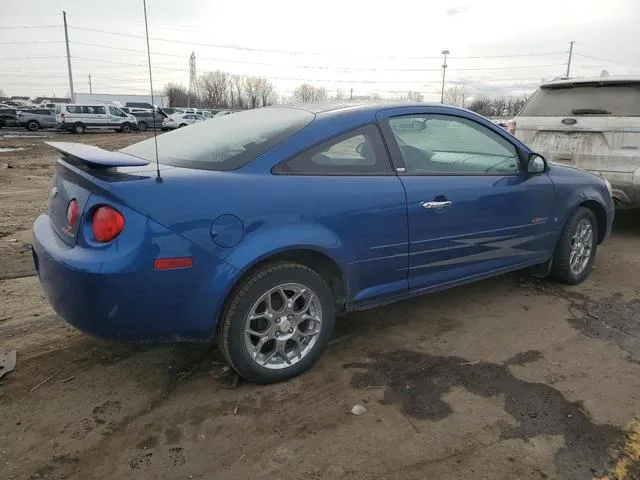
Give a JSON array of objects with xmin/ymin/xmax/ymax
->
[{"xmin": 1, "ymin": 129, "xmax": 639, "ymax": 480}]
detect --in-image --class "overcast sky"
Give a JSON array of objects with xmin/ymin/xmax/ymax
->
[{"xmin": 1, "ymin": 0, "xmax": 639, "ymax": 101}]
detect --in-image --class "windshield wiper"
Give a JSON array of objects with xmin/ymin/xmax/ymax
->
[{"xmin": 571, "ymin": 108, "xmax": 611, "ymax": 115}]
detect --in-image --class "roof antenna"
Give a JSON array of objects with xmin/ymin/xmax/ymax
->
[{"xmin": 142, "ymin": 0, "xmax": 162, "ymax": 183}]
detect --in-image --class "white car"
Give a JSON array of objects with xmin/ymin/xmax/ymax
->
[
  {"xmin": 513, "ymin": 76, "xmax": 640, "ymax": 208},
  {"xmin": 161, "ymin": 113, "xmax": 206, "ymax": 130},
  {"xmin": 55, "ymin": 103, "xmax": 137, "ymax": 134}
]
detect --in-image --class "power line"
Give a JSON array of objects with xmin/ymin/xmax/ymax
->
[
  {"xmin": 573, "ymin": 53, "xmax": 640, "ymax": 69},
  {"xmin": 0, "ymin": 25, "xmax": 61, "ymax": 30},
  {"xmin": 0, "ymin": 56, "xmax": 66, "ymax": 61},
  {"xmin": 0, "ymin": 41, "xmax": 64, "ymax": 45}
]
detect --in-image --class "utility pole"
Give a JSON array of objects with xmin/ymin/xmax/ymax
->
[
  {"xmin": 88, "ymin": 74, "xmax": 92, "ymax": 94},
  {"xmin": 63, "ymin": 11, "xmax": 75, "ymax": 102},
  {"xmin": 566, "ymin": 41, "xmax": 574, "ymax": 78},
  {"xmin": 440, "ymin": 49, "xmax": 449, "ymax": 104},
  {"xmin": 350, "ymin": 88, "xmax": 353, "ymax": 100}
]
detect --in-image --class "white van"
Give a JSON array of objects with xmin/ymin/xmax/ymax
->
[
  {"xmin": 56, "ymin": 103, "xmax": 138, "ymax": 134},
  {"xmin": 513, "ymin": 77, "xmax": 640, "ymax": 208}
]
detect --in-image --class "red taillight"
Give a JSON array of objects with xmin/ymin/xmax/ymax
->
[
  {"xmin": 66, "ymin": 199, "xmax": 78, "ymax": 226},
  {"xmin": 92, "ymin": 206, "xmax": 125, "ymax": 242}
]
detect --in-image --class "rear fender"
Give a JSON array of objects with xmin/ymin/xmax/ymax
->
[{"xmin": 219, "ymin": 223, "xmax": 348, "ymax": 297}]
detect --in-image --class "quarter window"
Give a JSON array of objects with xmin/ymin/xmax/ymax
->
[
  {"xmin": 274, "ymin": 124, "xmax": 392, "ymax": 175},
  {"xmin": 388, "ymin": 114, "xmax": 520, "ymax": 175}
]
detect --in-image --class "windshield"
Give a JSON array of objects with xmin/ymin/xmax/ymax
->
[
  {"xmin": 520, "ymin": 84, "xmax": 640, "ymax": 117},
  {"xmin": 122, "ymin": 107, "xmax": 314, "ymax": 170}
]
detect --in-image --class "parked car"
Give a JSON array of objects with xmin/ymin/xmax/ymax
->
[
  {"xmin": 0, "ymin": 108, "xmax": 20, "ymax": 128},
  {"xmin": 55, "ymin": 103, "xmax": 138, "ymax": 134},
  {"xmin": 32, "ymin": 103, "xmax": 614, "ymax": 384},
  {"xmin": 161, "ymin": 113, "xmax": 206, "ymax": 130},
  {"xmin": 513, "ymin": 76, "xmax": 640, "ymax": 208},
  {"xmin": 125, "ymin": 102, "xmax": 156, "ymax": 110},
  {"xmin": 16, "ymin": 108, "xmax": 57, "ymax": 131},
  {"xmin": 126, "ymin": 110, "xmax": 168, "ymax": 131}
]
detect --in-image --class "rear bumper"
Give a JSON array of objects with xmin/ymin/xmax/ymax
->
[{"xmin": 32, "ymin": 213, "xmax": 239, "ymax": 342}]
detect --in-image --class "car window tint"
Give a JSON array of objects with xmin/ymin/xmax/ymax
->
[
  {"xmin": 276, "ymin": 124, "xmax": 392, "ymax": 175},
  {"xmin": 122, "ymin": 107, "xmax": 314, "ymax": 171},
  {"xmin": 388, "ymin": 114, "xmax": 519, "ymax": 175}
]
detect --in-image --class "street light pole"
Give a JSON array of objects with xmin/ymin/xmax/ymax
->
[{"xmin": 440, "ymin": 49, "xmax": 449, "ymax": 104}]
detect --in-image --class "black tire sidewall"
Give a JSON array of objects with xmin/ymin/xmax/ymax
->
[
  {"xmin": 121, "ymin": 123, "xmax": 131, "ymax": 133},
  {"xmin": 220, "ymin": 263, "xmax": 336, "ymax": 384},
  {"xmin": 73, "ymin": 123, "xmax": 84, "ymax": 134},
  {"xmin": 551, "ymin": 207, "xmax": 598, "ymax": 284},
  {"xmin": 137, "ymin": 121, "xmax": 147, "ymax": 131}
]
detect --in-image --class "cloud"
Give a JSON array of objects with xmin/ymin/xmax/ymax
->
[{"xmin": 445, "ymin": 6, "xmax": 467, "ymax": 16}]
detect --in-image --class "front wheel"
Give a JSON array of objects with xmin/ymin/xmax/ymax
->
[
  {"xmin": 26, "ymin": 120, "xmax": 40, "ymax": 131},
  {"xmin": 218, "ymin": 263, "xmax": 335, "ymax": 384},
  {"xmin": 120, "ymin": 122, "xmax": 132, "ymax": 133},
  {"xmin": 550, "ymin": 207, "xmax": 598, "ymax": 284},
  {"xmin": 137, "ymin": 121, "xmax": 147, "ymax": 131},
  {"xmin": 178, "ymin": 123, "xmax": 187, "ymax": 128}
]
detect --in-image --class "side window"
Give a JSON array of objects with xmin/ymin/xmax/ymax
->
[
  {"xmin": 85, "ymin": 106, "xmax": 105, "ymax": 114},
  {"xmin": 67, "ymin": 106, "xmax": 81, "ymax": 114},
  {"xmin": 275, "ymin": 124, "xmax": 392, "ymax": 175},
  {"xmin": 108, "ymin": 107, "xmax": 119, "ymax": 116},
  {"xmin": 388, "ymin": 114, "xmax": 520, "ymax": 175}
]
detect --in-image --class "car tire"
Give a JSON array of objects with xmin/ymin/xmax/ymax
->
[
  {"xmin": 26, "ymin": 120, "xmax": 40, "ymax": 132},
  {"xmin": 218, "ymin": 262, "xmax": 336, "ymax": 384},
  {"xmin": 121, "ymin": 122, "xmax": 132, "ymax": 133},
  {"xmin": 550, "ymin": 207, "xmax": 598, "ymax": 285},
  {"xmin": 137, "ymin": 121, "xmax": 147, "ymax": 132},
  {"xmin": 73, "ymin": 123, "xmax": 85, "ymax": 134},
  {"xmin": 179, "ymin": 123, "xmax": 187, "ymax": 128}
]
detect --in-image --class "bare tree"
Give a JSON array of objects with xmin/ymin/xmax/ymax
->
[
  {"xmin": 293, "ymin": 84, "xmax": 328, "ymax": 103},
  {"xmin": 165, "ymin": 83, "xmax": 189, "ymax": 107},
  {"xmin": 444, "ymin": 86, "xmax": 466, "ymax": 107},
  {"xmin": 259, "ymin": 79, "xmax": 275, "ymax": 107},
  {"xmin": 406, "ymin": 90, "xmax": 424, "ymax": 102},
  {"xmin": 467, "ymin": 95, "xmax": 493, "ymax": 116},
  {"xmin": 334, "ymin": 88, "xmax": 345, "ymax": 100},
  {"xmin": 230, "ymin": 75, "xmax": 246, "ymax": 109},
  {"xmin": 199, "ymin": 71, "xmax": 229, "ymax": 108}
]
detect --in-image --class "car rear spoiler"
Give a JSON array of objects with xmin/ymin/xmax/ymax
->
[{"xmin": 46, "ymin": 142, "xmax": 150, "ymax": 167}]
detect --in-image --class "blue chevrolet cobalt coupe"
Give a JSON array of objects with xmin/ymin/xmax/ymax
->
[{"xmin": 32, "ymin": 103, "xmax": 614, "ymax": 383}]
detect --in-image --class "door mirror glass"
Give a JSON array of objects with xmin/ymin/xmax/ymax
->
[
  {"xmin": 528, "ymin": 154, "xmax": 547, "ymax": 173},
  {"xmin": 355, "ymin": 142, "xmax": 364, "ymax": 155}
]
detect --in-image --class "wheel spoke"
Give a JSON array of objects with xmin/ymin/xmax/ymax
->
[
  {"xmin": 260, "ymin": 348, "xmax": 277, "ymax": 366},
  {"xmin": 252, "ymin": 336, "xmax": 269, "ymax": 358},
  {"xmin": 277, "ymin": 342, "xmax": 291, "ymax": 364},
  {"xmin": 246, "ymin": 327, "xmax": 267, "ymax": 337}
]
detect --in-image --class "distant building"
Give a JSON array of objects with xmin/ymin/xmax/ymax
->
[
  {"xmin": 33, "ymin": 97, "xmax": 71, "ymax": 104},
  {"xmin": 74, "ymin": 92, "xmax": 169, "ymax": 108}
]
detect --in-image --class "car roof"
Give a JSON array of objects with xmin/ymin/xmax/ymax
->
[
  {"xmin": 282, "ymin": 101, "xmax": 441, "ymax": 115},
  {"xmin": 540, "ymin": 76, "xmax": 640, "ymax": 89}
]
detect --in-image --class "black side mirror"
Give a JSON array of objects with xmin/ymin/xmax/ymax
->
[{"xmin": 527, "ymin": 153, "xmax": 547, "ymax": 174}]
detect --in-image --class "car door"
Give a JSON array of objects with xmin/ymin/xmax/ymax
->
[
  {"xmin": 377, "ymin": 107, "xmax": 556, "ymax": 292},
  {"xmin": 272, "ymin": 123, "xmax": 409, "ymax": 305}
]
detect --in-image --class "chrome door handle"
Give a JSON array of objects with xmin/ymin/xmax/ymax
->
[{"xmin": 421, "ymin": 200, "xmax": 452, "ymax": 209}]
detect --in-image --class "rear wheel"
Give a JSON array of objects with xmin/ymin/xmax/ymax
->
[
  {"xmin": 120, "ymin": 122, "xmax": 132, "ymax": 133},
  {"xmin": 218, "ymin": 263, "xmax": 335, "ymax": 384},
  {"xmin": 137, "ymin": 121, "xmax": 147, "ymax": 131},
  {"xmin": 26, "ymin": 120, "xmax": 40, "ymax": 131},
  {"xmin": 73, "ymin": 123, "xmax": 85, "ymax": 134},
  {"xmin": 550, "ymin": 207, "xmax": 598, "ymax": 284}
]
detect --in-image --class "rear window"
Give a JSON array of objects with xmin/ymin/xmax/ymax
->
[
  {"xmin": 122, "ymin": 107, "xmax": 315, "ymax": 171},
  {"xmin": 520, "ymin": 84, "xmax": 640, "ymax": 117}
]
